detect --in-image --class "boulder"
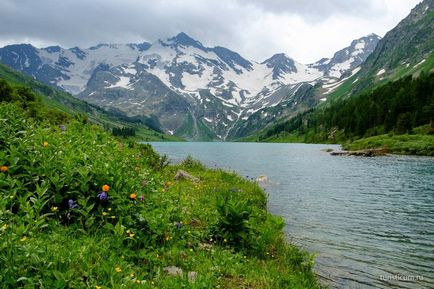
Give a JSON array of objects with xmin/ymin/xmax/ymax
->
[
  {"xmin": 174, "ymin": 170, "xmax": 199, "ymax": 182},
  {"xmin": 163, "ymin": 266, "xmax": 183, "ymax": 277},
  {"xmin": 188, "ymin": 271, "xmax": 198, "ymax": 282},
  {"xmin": 256, "ymin": 175, "xmax": 268, "ymax": 184}
]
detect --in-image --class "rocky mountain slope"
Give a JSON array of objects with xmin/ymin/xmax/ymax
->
[
  {"xmin": 0, "ymin": 32, "xmax": 380, "ymax": 140},
  {"xmin": 323, "ymin": 0, "xmax": 434, "ymax": 101},
  {"xmin": 245, "ymin": 0, "xmax": 434, "ymax": 144}
]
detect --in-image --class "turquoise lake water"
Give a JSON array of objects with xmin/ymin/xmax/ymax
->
[{"xmin": 149, "ymin": 142, "xmax": 434, "ymax": 289}]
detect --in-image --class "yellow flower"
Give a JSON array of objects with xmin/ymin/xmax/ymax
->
[
  {"xmin": 111, "ymin": 216, "xmax": 116, "ymax": 219},
  {"xmin": 95, "ymin": 286, "xmax": 102, "ymax": 289},
  {"xmin": 51, "ymin": 206, "xmax": 59, "ymax": 212},
  {"xmin": 20, "ymin": 236, "xmax": 27, "ymax": 242},
  {"xmin": 136, "ymin": 280, "xmax": 141, "ymax": 284},
  {"xmin": 223, "ymin": 239, "xmax": 227, "ymax": 243},
  {"xmin": 43, "ymin": 141, "xmax": 49, "ymax": 147},
  {"xmin": 129, "ymin": 233, "xmax": 135, "ymax": 238},
  {"xmin": 126, "ymin": 229, "xmax": 131, "ymax": 234},
  {"xmin": 108, "ymin": 208, "xmax": 112, "ymax": 211},
  {"xmin": 130, "ymin": 273, "xmax": 135, "ymax": 278},
  {"xmin": 102, "ymin": 212, "xmax": 108, "ymax": 216},
  {"xmin": 115, "ymin": 266, "xmax": 122, "ymax": 273},
  {"xmin": 1, "ymin": 224, "xmax": 8, "ymax": 230}
]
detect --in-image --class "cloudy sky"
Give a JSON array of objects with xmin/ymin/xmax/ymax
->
[{"xmin": 0, "ymin": 0, "xmax": 422, "ymax": 63}]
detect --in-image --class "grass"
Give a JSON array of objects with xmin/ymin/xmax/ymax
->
[
  {"xmin": 0, "ymin": 102, "xmax": 322, "ymax": 288},
  {"xmin": 343, "ymin": 132, "xmax": 434, "ymax": 156}
]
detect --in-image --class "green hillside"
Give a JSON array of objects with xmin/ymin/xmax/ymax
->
[
  {"xmin": 0, "ymin": 83, "xmax": 320, "ymax": 288},
  {"xmin": 324, "ymin": 1, "xmax": 434, "ymax": 102},
  {"xmin": 244, "ymin": 72, "xmax": 434, "ymax": 155},
  {"xmin": 0, "ymin": 63, "xmax": 182, "ymax": 142}
]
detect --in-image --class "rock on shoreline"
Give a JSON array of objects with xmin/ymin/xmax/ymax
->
[{"xmin": 330, "ymin": 148, "xmax": 389, "ymax": 157}]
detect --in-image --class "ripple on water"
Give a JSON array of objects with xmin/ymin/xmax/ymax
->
[{"xmin": 149, "ymin": 142, "xmax": 434, "ymax": 289}]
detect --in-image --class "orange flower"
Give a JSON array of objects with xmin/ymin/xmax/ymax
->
[
  {"xmin": 1, "ymin": 166, "xmax": 7, "ymax": 172},
  {"xmin": 43, "ymin": 141, "xmax": 49, "ymax": 147},
  {"xmin": 102, "ymin": 184, "xmax": 110, "ymax": 192},
  {"xmin": 129, "ymin": 193, "xmax": 137, "ymax": 199}
]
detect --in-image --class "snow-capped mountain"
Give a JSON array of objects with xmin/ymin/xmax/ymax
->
[
  {"xmin": 0, "ymin": 33, "xmax": 380, "ymax": 140},
  {"xmin": 311, "ymin": 34, "xmax": 380, "ymax": 79}
]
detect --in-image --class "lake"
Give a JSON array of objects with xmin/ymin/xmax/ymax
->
[{"xmin": 149, "ymin": 142, "xmax": 434, "ymax": 289}]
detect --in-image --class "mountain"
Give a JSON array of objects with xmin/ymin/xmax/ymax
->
[
  {"xmin": 0, "ymin": 33, "xmax": 380, "ymax": 140},
  {"xmin": 311, "ymin": 34, "xmax": 380, "ymax": 79},
  {"xmin": 0, "ymin": 63, "xmax": 182, "ymax": 141},
  {"xmin": 246, "ymin": 0, "xmax": 434, "ymax": 146},
  {"xmin": 322, "ymin": 0, "xmax": 434, "ymax": 100}
]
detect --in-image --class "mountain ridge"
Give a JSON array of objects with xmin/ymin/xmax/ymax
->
[{"xmin": 0, "ymin": 32, "xmax": 381, "ymax": 140}]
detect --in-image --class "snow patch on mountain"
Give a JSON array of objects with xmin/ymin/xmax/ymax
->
[{"xmin": 0, "ymin": 32, "xmax": 381, "ymax": 140}]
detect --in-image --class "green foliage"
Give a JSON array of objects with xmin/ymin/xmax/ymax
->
[
  {"xmin": 0, "ymin": 100, "xmax": 321, "ymax": 287},
  {"xmin": 181, "ymin": 155, "xmax": 206, "ymax": 171},
  {"xmin": 213, "ymin": 192, "xmax": 253, "ymax": 248},
  {"xmin": 112, "ymin": 126, "xmax": 136, "ymax": 138},
  {"xmin": 0, "ymin": 63, "xmax": 183, "ymax": 142},
  {"xmin": 258, "ymin": 72, "xmax": 434, "ymax": 154},
  {"xmin": 343, "ymin": 133, "xmax": 434, "ymax": 156}
]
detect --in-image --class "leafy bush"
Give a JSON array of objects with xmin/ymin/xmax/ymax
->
[
  {"xmin": 0, "ymin": 100, "xmax": 320, "ymax": 288},
  {"xmin": 213, "ymin": 193, "xmax": 253, "ymax": 248}
]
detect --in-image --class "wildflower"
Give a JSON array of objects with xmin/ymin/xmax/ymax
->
[
  {"xmin": 102, "ymin": 184, "xmax": 110, "ymax": 192},
  {"xmin": 165, "ymin": 235, "xmax": 170, "ymax": 241},
  {"xmin": 129, "ymin": 193, "xmax": 137, "ymax": 199},
  {"xmin": 111, "ymin": 216, "xmax": 116, "ymax": 219},
  {"xmin": 130, "ymin": 273, "xmax": 135, "ymax": 278},
  {"xmin": 1, "ymin": 224, "xmax": 8, "ymax": 230},
  {"xmin": 0, "ymin": 165, "xmax": 7, "ymax": 172},
  {"xmin": 175, "ymin": 222, "xmax": 181, "ymax": 229},
  {"xmin": 115, "ymin": 267, "xmax": 122, "ymax": 273},
  {"xmin": 68, "ymin": 199, "xmax": 78, "ymax": 209},
  {"xmin": 223, "ymin": 239, "xmax": 227, "ymax": 243},
  {"xmin": 108, "ymin": 207, "xmax": 112, "ymax": 211},
  {"xmin": 51, "ymin": 206, "xmax": 59, "ymax": 212},
  {"xmin": 20, "ymin": 236, "xmax": 27, "ymax": 242},
  {"xmin": 95, "ymin": 286, "xmax": 102, "ymax": 289},
  {"xmin": 59, "ymin": 125, "xmax": 66, "ymax": 131},
  {"xmin": 128, "ymin": 233, "xmax": 135, "ymax": 238},
  {"xmin": 139, "ymin": 195, "xmax": 144, "ymax": 202},
  {"xmin": 43, "ymin": 141, "xmax": 49, "ymax": 147},
  {"xmin": 102, "ymin": 212, "xmax": 108, "ymax": 216},
  {"xmin": 97, "ymin": 191, "xmax": 108, "ymax": 201}
]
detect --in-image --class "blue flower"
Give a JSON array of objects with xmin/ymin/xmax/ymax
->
[
  {"xmin": 97, "ymin": 191, "xmax": 108, "ymax": 201},
  {"xmin": 175, "ymin": 222, "xmax": 181, "ymax": 229},
  {"xmin": 68, "ymin": 199, "xmax": 78, "ymax": 209},
  {"xmin": 59, "ymin": 125, "xmax": 66, "ymax": 132}
]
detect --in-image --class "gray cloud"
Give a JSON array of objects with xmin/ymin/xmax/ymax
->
[
  {"xmin": 235, "ymin": 0, "xmax": 382, "ymax": 19},
  {"xmin": 0, "ymin": 0, "xmax": 421, "ymax": 63}
]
